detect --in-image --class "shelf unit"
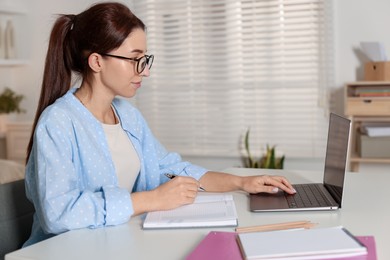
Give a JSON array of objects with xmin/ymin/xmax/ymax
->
[
  {"xmin": 345, "ymin": 81, "xmax": 390, "ymax": 172},
  {"xmin": 0, "ymin": 2, "xmax": 30, "ymax": 164}
]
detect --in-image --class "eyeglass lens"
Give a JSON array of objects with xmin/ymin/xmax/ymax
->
[{"xmin": 138, "ymin": 55, "xmax": 154, "ymax": 74}]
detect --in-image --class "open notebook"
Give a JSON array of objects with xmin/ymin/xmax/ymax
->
[{"xmin": 143, "ymin": 193, "xmax": 238, "ymax": 229}]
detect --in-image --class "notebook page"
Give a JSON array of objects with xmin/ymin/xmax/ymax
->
[{"xmin": 143, "ymin": 193, "xmax": 237, "ymax": 228}]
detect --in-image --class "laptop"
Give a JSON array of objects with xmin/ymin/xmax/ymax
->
[{"xmin": 250, "ymin": 113, "xmax": 351, "ymax": 212}]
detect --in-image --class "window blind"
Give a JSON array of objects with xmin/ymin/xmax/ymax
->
[{"xmin": 133, "ymin": 0, "xmax": 334, "ymax": 159}]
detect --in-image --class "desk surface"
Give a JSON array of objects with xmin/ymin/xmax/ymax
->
[{"xmin": 6, "ymin": 168, "xmax": 389, "ymax": 260}]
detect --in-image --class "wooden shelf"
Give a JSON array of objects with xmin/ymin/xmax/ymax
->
[
  {"xmin": 350, "ymin": 156, "xmax": 390, "ymax": 163},
  {"xmin": 0, "ymin": 59, "xmax": 29, "ymax": 66},
  {"xmin": 351, "ymin": 116, "xmax": 390, "ymax": 122},
  {"xmin": 345, "ymin": 82, "xmax": 390, "ymax": 172},
  {"xmin": 346, "ymin": 81, "xmax": 390, "ymax": 85}
]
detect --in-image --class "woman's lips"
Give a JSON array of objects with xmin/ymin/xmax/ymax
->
[{"xmin": 132, "ymin": 82, "xmax": 141, "ymax": 89}]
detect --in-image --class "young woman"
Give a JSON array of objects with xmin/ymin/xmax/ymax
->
[{"xmin": 24, "ymin": 2, "xmax": 295, "ymax": 246}]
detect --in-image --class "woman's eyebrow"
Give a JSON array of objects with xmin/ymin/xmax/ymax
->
[{"xmin": 131, "ymin": 49, "xmax": 147, "ymax": 54}]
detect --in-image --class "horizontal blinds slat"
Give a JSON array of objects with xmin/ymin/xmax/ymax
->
[{"xmin": 145, "ymin": 14, "xmax": 323, "ymax": 25}]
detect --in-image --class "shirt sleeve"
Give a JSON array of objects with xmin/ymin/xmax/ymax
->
[
  {"xmin": 154, "ymin": 137, "xmax": 209, "ymax": 180},
  {"xmin": 28, "ymin": 109, "xmax": 133, "ymax": 235}
]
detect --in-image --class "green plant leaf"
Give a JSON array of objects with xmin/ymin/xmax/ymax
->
[
  {"xmin": 269, "ymin": 145, "xmax": 276, "ymax": 169},
  {"xmin": 276, "ymin": 155, "xmax": 285, "ymax": 169},
  {"xmin": 0, "ymin": 87, "xmax": 25, "ymax": 114},
  {"xmin": 244, "ymin": 128, "xmax": 255, "ymax": 168},
  {"xmin": 240, "ymin": 128, "xmax": 285, "ymax": 169}
]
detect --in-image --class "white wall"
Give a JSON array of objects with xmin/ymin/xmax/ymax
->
[
  {"xmin": 1, "ymin": 0, "xmax": 389, "ymax": 172},
  {"xmin": 334, "ymin": 0, "xmax": 390, "ymax": 86}
]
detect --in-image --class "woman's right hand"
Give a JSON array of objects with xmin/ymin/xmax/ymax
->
[
  {"xmin": 131, "ymin": 176, "xmax": 200, "ymax": 215},
  {"xmin": 152, "ymin": 176, "xmax": 200, "ymax": 211}
]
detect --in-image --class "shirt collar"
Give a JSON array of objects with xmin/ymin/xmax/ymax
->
[{"xmin": 66, "ymin": 88, "xmax": 142, "ymax": 141}]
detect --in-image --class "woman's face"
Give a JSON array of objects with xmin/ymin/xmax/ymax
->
[{"xmin": 99, "ymin": 28, "xmax": 150, "ymax": 98}]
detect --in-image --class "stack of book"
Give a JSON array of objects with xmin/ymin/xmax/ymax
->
[
  {"xmin": 355, "ymin": 86, "xmax": 390, "ymax": 97},
  {"xmin": 186, "ymin": 223, "xmax": 377, "ymax": 260}
]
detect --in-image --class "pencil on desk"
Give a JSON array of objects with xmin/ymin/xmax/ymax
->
[{"xmin": 235, "ymin": 220, "xmax": 317, "ymax": 233}]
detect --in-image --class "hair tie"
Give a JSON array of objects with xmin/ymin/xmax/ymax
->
[{"xmin": 70, "ymin": 15, "xmax": 77, "ymax": 31}]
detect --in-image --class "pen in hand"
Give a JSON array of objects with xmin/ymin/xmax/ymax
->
[{"xmin": 164, "ymin": 173, "xmax": 206, "ymax": 192}]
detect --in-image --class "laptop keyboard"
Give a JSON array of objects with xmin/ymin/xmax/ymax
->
[{"xmin": 285, "ymin": 184, "xmax": 331, "ymax": 208}]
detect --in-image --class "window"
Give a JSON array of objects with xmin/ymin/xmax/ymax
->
[{"xmin": 133, "ymin": 0, "xmax": 334, "ymax": 159}]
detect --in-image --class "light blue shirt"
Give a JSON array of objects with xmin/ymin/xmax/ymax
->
[{"xmin": 24, "ymin": 88, "xmax": 208, "ymax": 246}]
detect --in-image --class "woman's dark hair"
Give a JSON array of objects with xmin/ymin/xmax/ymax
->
[{"xmin": 26, "ymin": 2, "xmax": 145, "ymax": 162}]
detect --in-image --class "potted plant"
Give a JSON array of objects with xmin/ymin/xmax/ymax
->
[
  {"xmin": 242, "ymin": 128, "xmax": 285, "ymax": 169},
  {"xmin": 0, "ymin": 87, "xmax": 24, "ymax": 114},
  {"xmin": 0, "ymin": 87, "xmax": 25, "ymax": 134}
]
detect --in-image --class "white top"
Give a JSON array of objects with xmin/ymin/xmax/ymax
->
[{"xmin": 102, "ymin": 122, "xmax": 140, "ymax": 191}]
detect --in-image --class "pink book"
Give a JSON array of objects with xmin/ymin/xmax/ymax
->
[
  {"xmin": 186, "ymin": 232, "xmax": 377, "ymax": 260},
  {"xmin": 186, "ymin": 231, "xmax": 242, "ymax": 260}
]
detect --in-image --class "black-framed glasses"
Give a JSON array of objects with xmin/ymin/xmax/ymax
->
[{"xmin": 99, "ymin": 53, "xmax": 154, "ymax": 74}]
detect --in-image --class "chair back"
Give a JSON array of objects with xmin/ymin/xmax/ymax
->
[{"xmin": 0, "ymin": 179, "xmax": 34, "ymax": 260}]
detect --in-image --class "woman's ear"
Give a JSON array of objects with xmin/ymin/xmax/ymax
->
[{"xmin": 88, "ymin": 53, "xmax": 103, "ymax": 72}]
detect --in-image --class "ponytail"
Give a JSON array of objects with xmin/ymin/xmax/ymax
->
[{"xmin": 26, "ymin": 15, "xmax": 74, "ymax": 162}]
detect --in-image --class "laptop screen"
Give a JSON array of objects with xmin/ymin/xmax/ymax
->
[{"xmin": 323, "ymin": 113, "xmax": 351, "ymax": 206}]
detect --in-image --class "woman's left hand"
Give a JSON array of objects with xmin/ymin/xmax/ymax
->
[{"xmin": 240, "ymin": 175, "xmax": 296, "ymax": 194}]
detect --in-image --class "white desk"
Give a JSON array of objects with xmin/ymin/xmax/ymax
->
[{"xmin": 6, "ymin": 168, "xmax": 389, "ymax": 260}]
